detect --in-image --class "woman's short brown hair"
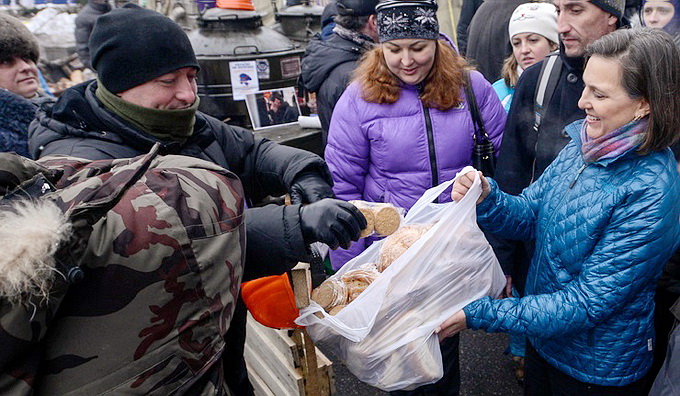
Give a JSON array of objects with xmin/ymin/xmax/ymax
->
[
  {"xmin": 353, "ymin": 39, "xmax": 469, "ymax": 111},
  {"xmin": 586, "ymin": 28, "xmax": 680, "ymax": 153}
]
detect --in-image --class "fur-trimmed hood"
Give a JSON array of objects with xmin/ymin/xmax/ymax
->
[{"xmin": 0, "ymin": 199, "xmax": 71, "ymax": 304}]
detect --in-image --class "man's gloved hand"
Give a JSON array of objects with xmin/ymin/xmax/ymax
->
[
  {"xmin": 290, "ymin": 171, "xmax": 335, "ymax": 204},
  {"xmin": 299, "ymin": 198, "xmax": 367, "ymax": 250}
]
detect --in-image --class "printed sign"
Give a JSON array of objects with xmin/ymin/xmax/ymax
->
[
  {"xmin": 280, "ymin": 56, "xmax": 301, "ymax": 79},
  {"xmin": 256, "ymin": 59, "xmax": 270, "ymax": 80},
  {"xmin": 229, "ymin": 61, "xmax": 260, "ymax": 100}
]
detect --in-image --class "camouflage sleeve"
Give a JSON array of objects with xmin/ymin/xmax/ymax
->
[{"xmin": 1, "ymin": 153, "xmax": 246, "ymax": 395}]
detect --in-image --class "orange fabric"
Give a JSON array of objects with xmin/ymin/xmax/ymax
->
[
  {"xmin": 216, "ymin": 0, "xmax": 255, "ymax": 10},
  {"xmin": 241, "ymin": 273, "xmax": 303, "ymax": 329}
]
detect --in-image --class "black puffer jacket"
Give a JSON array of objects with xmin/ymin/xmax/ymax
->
[
  {"xmin": 74, "ymin": 0, "xmax": 111, "ymax": 68},
  {"xmin": 28, "ymin": 80, "xmax": 331, "ymax": 280},
  {"xmin": 300, "ymin": 33, "xmax": 367, "ymax": 146}
]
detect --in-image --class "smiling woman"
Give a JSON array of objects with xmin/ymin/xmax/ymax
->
[
  {"xmin": 0, "ymin": 14, "xmax": 40, "ymax": 99},
  {"xmin": 324, "ymin": 0, "xmax": 508, "ymax": 394},
  {"xmin": 440, "ymin": 28, "xmax": 680, "ymax": 396}
]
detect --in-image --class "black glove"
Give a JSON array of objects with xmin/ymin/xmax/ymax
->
[
  {"xmin": 299, "ymin": 198, "xmax": 367, "ymax": 250},
  {"xmin": 290, "ymin": 171, "xmax": 335, "ymax": 204}
]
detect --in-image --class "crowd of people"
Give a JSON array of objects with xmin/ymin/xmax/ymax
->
[{"xmin": 0, "ymin": 0, "xmax": 679, "ymax": 395}]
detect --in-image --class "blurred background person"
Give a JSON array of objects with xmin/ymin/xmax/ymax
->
[
  {"xmin": 440, "ymin": 28, "xmax": 680, "ymax": 396},
  {"xmin": 455, "ymin": 0, "xmax": 483, "ymax": 56},
  {"xmin": 464, "ymin": 0, "xmax": 527, "ymax": 83},
  {"xmin": 0, "ymin": 13, "xmax": 41, "ymax": 100},
  {"xmin": 0, "ymin": 13, "xmax": 50, "ymax": 157},
  {"xmin": 493, "ymin": 3, "xmax": 558, "ymax": 112},
  {"xmin": 75, "ymin": 0, "xmax": 112, "ymax": 70},
  {"xmin": 489, "ymin": 2, "xmax": 557, "ymax": 383},
  {"xmin": 325, "ymin": 0, "xmax": 506, "ymax": 394},
  {"xmin": 301, "ymin": 0, "xmax": 379, "ymax": 147},
  {"xmin": 641, "ymin": 0, "xmax": 679, "ymax": 43}
]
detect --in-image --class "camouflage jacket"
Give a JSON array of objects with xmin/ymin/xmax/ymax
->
[{"xmin": 0, "ymin": 152, "xmax": 245, "ymax": 395}]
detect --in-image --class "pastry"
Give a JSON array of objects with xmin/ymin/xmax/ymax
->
[
  {"xmin": 311, "ymin": 279, "xmax": 348, "ymax": 311},
  {"xmin": 341, "ymin": 268, "xmax": 380, "ymax": 302},
  {"xmin": 377, "ymin": 224, "xmax": 433, "ymax": 272},
  {"xmin": 349, "ymin": 200, "xmax": 376, "ymax": 238},
  {"xmin": 373, "ymin": 203, "xmax": 401, "ymax": 236}
]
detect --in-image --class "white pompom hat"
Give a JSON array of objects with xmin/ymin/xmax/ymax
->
[{"xmin": 508, "ymin": 2, "xmax": 559, "ymax": 45}]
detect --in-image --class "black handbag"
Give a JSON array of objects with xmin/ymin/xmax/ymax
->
[{"xmin": 464, "ymin": 71, "xmax": 496, "ymax": 177}]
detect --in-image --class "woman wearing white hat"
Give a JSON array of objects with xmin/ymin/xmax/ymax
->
[{"xmin": 492, "ymin": 2, "xmax": 559, "ymax": 112}]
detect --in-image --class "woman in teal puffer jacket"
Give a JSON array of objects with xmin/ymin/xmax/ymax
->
[{"xmin": 439, "ymin": 28, "xmax": 680, "ymax": 395}]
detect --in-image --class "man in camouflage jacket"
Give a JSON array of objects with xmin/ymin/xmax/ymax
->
[
  {"xmin": 0, "ymin": 150, "xmax": 246, "ymax": 394},
  {"xmin": 23, "ymin": 4, "xmax": 366, "ymax": 395}
]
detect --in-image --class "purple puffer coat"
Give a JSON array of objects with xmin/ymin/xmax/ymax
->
[{"xmin": 325, "ymin": 70, "xmax": 507, "ymax": 269}]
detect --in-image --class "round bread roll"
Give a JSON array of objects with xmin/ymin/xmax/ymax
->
[
  {"xmin": 341, "ymin": 268, "xmax": 380, "ymax": 302},
  {"xmin": 377, "ymin": 224, "xmax": 433, "ymax": 272},
  {"xmin": 373, "ymin": 203, "xmax": 401, "ymax": 236},
  {"xmin": 311, "ymin": 279, "xmax": 348, "ymax": 311},
  {"xmin": 349, "ymin": 200, "xmax": 376, "ymax": 238}
]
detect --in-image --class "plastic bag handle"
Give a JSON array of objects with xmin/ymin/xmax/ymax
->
[{"xmin": 406, "ymin": 166, "xmax": 481, "ymax": 222}]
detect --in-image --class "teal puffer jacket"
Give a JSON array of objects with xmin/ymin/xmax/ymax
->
[{"xmin": 464, "ymin": 119, "xmax": 680, "ymax": 386}]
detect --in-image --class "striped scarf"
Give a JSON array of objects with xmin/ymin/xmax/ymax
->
[{"xmin": 580, "ymin": 119, "xmax": 647, "ymax": 163}]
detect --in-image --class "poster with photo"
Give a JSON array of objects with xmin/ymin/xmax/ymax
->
[{"xmin": 245, "ymin": 87, "xmax": 301, "ymax": 130}]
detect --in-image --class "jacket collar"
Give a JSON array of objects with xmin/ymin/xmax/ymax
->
[
  {"xmin": 564, "ymin": 119, "xmax": 640, "ymax": 167},
  {"xmin": 48, "ymin": 80, "xmax": 212, "ymax": 155}
]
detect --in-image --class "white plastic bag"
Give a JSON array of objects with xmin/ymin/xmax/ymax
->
[{"xmin": 296, "ymin": 167, "xmax": 506, "ymax": 391}]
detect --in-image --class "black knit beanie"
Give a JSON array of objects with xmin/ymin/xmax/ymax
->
[
  {"xmin": 89, "ymin": 4, "xmax": 200, "ymax": 94},
  {"xmin": 0, "ymin": 13, "xmax": 40, "ymax": 63}
]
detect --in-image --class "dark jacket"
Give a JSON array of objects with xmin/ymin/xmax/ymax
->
[
  {"xmin": 0, "ymin": 89, "xmax": 36, "ymax": 157},
  {"xmin": 28, "ymin": 80, "xmax": 330, "ymax": 281},
  {"xmin": 455, "ymin": 0, "xmax": 484, "ymax": 56},
  {"xmin": 465, "ymin": 0, "xmax": 525, "ymax": 82},
  {"xmin": 74, "ymin": 0, "xmax": 111, "ymax": 68},
  {"xmin": 488, "ymin": 51, "xmax": 585, "ymax": 289},
  {"xmin": 300, "ymin": 32, "xmax": 368, "ymax": 146}
]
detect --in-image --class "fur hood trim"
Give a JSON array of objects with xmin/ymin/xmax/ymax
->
[{"xmin": 0, "ymin": 199, "xmax": 71, "ymax": 304}]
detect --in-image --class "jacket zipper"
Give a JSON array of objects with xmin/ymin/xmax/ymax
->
[
  {"xmin": 532, "ymin": 162, "xmax": 586, "ymax": 292},
  {"xmin": 421, "ymin": 102, "xmax": 439, "ymax": 190}
]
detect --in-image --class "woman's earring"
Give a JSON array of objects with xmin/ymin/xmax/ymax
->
[{"xmin": 633, "ymin": 114, "xmax": 642, "ymax": 122}]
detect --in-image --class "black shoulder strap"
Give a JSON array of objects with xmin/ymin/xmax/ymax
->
[
  {"xmin": 533, "ymin": 52, "xmax": 563, "ymax": 133},
  {"xmin": 463, "ymin": 70, "xmax": 489, "ymax": 143}
]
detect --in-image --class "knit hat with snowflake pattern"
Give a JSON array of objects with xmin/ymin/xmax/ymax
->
[{"xmin": 376, "ymin": 0, "xmax": 439, "ymax": 43}]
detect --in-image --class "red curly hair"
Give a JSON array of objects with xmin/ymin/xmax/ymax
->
[{"xmin": 353, "ymin": 39, "xmax": 470, "ymax": 111}]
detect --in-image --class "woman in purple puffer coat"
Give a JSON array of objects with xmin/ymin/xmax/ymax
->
[
  {"xmin": 325, "ymin": 0, "xmax": 506, "ymax": 270},
  {"xmin": 325, "ymin": 2, "xmax": 505, "ymax": 394}
]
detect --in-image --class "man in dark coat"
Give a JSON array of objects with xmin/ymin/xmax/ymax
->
[
  {"xmin": 268, "ymin": 91, "xmax": 299, "ymax": 124},
  {"xmin": 28, "ymin": 5, "xmax": 366, "ymax": 394},
  {"xmin": 300, "ymin": 0, "xmax": 379, "ymax": 147},
  {"xmin": 74, "ymin": 0, "xmax": 111, "ymax": 69},
  {"xmin": 490, "ymin": 0, "xmax": 627, "ymax": 301},
  {"xmin": 464, "ymin": 0, "xmax": 526, "ymax": 83},
  {"xmin": 455, "ymin": 0, "xmax": 483, "ymax": 56}
]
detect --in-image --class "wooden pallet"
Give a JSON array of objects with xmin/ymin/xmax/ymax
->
[{"xmin": 245, "ymin": 263, "xmax": 335, "ymax": 396}]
